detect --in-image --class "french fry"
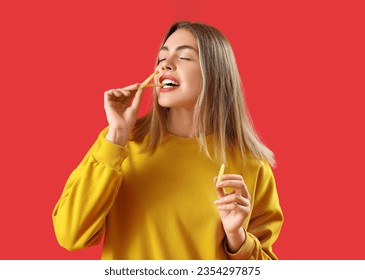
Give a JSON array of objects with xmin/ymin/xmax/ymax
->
[
  {"xmin": 144, "ymin": 83, "xmax": 164, "ymax": 88},
  {"xmin": 138, "ymin": 70, "xmax": 159, "ymax": 90},
  {"xmin": 217, "ymin": 163, "xmax": 225, "ymax": 183},
  {"xmin": 217, "ymin": 163, "xmax": 234, "ymax": 194}
]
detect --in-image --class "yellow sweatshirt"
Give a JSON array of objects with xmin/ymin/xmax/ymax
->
[{"xmin": 53, "ymin": 128, "xmax": 283, "ymax": 260}]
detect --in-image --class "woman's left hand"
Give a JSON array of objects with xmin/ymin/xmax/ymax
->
[{"xmin": 214, "ymin": 174, "xmax": 251, "ymax": 251}]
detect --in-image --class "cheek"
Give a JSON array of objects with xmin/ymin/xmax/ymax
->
[
  {"xmin": 187, "ymin": 69, "xmax": 202, "ymax": 90},
  {"xmin": 182, "ymin": 75, "xmax": 201, "ymax": 99}
]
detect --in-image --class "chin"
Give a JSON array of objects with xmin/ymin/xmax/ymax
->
[
  {"xmin": 157, "ymin": 95, "xmax": 196, "ymax": 110},
  {"xmin": 157, "ymin": 98, "xmax": 171, "ymax": 108},
  {"xmin": 157, "ymin": 95, "xmax": 176, "ymax": 108}
]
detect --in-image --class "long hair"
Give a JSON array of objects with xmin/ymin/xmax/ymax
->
[{"xmin": 132, "ymin": 21, "xmax": 275, "ymax": 166}]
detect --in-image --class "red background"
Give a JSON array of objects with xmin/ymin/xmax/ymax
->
[{"xmin": 1, "ymin": 0, "xmax": 364, "ymax": 259}]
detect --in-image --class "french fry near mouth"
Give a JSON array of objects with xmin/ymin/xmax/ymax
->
[
  {"xmin": 143, "ymin": 83, "xmax": 164, "ymax": 88},
  {"xmin": 138, "ymin": 70, "xmax": 159, "ymax": 90}
]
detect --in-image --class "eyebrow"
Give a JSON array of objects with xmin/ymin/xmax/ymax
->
[{"xmin": 159, "ymin": 45, "xmax": 198, "ymax": 53}]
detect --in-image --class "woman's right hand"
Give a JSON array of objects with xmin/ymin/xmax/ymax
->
[{"xmin": 104, "ymin": 83, "xmax": 144, "ymax": 146}]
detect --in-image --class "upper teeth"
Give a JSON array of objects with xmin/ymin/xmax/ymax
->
[{"xmin": 162, "ymin": 79, "xmax": 179, "ymax": 86}]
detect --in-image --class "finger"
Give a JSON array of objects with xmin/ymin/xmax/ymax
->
[
  {"xmin": 104, "ymin": 89, "xmax": 116, "ymax": 97},
  {"xmin": 216, "ymin": 180, "xmax": 245, "ymax": 195},
  {"xmin": 214, "ymin": 194, "xmax": 250, "ymax": 207},
  {"xmin": 115, "ymin": 88, "xmax": 131, "ymax": 97},
  {"xmin": 216, "ymin": 203, "xmax": 250, "ymax": 212},
  {"xmin": 217, "ymin": 176, "xmax": 251, "ymax": 200},
  {"xmin": 110, "ymin": 89, "xmax": 123, "ymax": 97},
  {"xmin": 123, "ymin": 83, "xmax": 140, "ymax": 92},
  {"xmin": 219, "ymin": 174, "xmax": 246, "ymax": 182},
  {"xmin": 130, "ymin": 85, "xmax": 144, "ymax": 111},
  {"xmin": 214, "ymin": 177, "xmax": 225, "ymax": 199},
  {"xmin": 104, "ymin": 89, "xmax": 127, "ymax": 99},
  {"xmin": 104, "ymin": 90, "xmax": 119, "ymax": 102},
  {"xmin": 105, "ymin": 83, "xmax": 139, "ymax": 97}
]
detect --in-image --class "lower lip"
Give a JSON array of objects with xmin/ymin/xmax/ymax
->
[{"xmin": 159, "ymin": 86, "xmax": 179, "ymax": 93}]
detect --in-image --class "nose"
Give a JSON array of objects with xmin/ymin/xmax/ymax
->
[
  {"xmin": 162, "ymin": 64, "xmax": 173, "ymax": 71},
  {"xmin": 159, "ymin": 58, "xmax": 176, "ymax": 71}
]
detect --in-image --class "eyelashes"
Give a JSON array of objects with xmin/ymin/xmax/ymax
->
[
  {"xmin": 157, "ymin": 57, "xmax": 191, "ymax": 64},
  {"xmin": 157, "ymin": 58, "xmax": 166, "ymax": 65}
]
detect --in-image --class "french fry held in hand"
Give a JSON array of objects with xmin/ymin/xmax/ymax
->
[
  {"xmin": 217, "ymin": 163, "xmax": 234, "ymax": 194},
  {"xmin": 143, "ymin": 83, "xmax": 164, "ymax": 88},
  {"xmin": 217, "ymin": 163, "xmax": 225, "ymax": 183},
  {"xmin": 138, "ymin": 70, "xmax": 159, "ymax": 90}
]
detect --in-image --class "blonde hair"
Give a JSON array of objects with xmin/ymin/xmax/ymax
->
[{"xmin": 132, "ymin": 21, "xmax": 275, "ymax": 167}]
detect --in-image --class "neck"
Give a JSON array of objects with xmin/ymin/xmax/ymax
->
[{"xmin": 167, "ymin": 108, "xmax": 196, "ymax": 138}]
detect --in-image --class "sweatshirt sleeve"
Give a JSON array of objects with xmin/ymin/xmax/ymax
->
[
  {"xmin": 52, "ymin": 128, "xmax": 128, "ymax": 251},
  {"xmin": 226, "ymin": 161, "xmax": 284, "ymax": 260}
]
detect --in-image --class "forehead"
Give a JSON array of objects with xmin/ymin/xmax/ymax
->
[{"xmin": 162, "ymin": 28, "xmax": 198, "ymax": 50}]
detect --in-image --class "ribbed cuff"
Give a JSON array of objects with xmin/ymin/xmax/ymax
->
[
  {"xmin": 225, "ymin": 230, "xmax": 256, "ymax": 260},
  {"xmin": 93, "ymin": 136, "xmax": 129, "ymax": 170}
]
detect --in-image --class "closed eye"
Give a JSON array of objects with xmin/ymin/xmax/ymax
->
[
  {"xmin": 180, "ymin": 57, "xmax": 191, "ymax": 61},
  {"xmin": 157, "ymin": 58, "xmax": 166, "ymax": 64}
]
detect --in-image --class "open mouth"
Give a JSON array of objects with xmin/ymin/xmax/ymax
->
[{"xmin": 161, "ymin": 79, "xmax": 180, "ymax": 88}]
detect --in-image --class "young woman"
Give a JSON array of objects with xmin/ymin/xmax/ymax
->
[{"xmin": 53, "ymin": 21, "xmax": 283, "ymax": 260}]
